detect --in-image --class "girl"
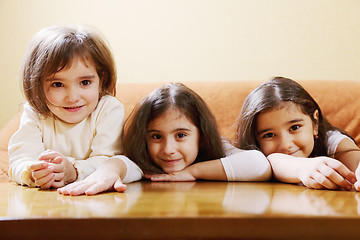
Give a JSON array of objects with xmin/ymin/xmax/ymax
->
[
  {"xmin": 58, "ymin": 83, "xmax": 271, "ymax": 196},
  {"xmin": 8, "ymin": 25, "xmax": 124, "ymax": 189},
  {"xmin": 236, "ymin": 76, "xmax": 360, "ymax": 190}
]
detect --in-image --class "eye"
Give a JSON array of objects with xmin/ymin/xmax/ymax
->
[
  {"xmin": 151, "ymin": 134, "xmax": 162, "ymax": 140},
  {"xmin": 290, "ymin": 125, "xmax": 301, "ymax": 132},
  {"xmin": 51, "ymin": 82, "xmax": 63, "ymax": 88},
  {"xmin": 262, "ymin": 133, "xmax": 275, "ymax": 139},
  {"xmin": 80, "ymin": 80, "xmax": 91, "ymax": 86},
  {"xmin": 176, "ymin": 132, "xmax": 187, "ymax": 139}
]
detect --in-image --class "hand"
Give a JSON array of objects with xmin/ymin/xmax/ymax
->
[
  {"xmin": 145, "ymin": 169, "xmax": 196, "ymax": 182},
  {"xmin": 353, "ymin": 164, "xmax": 360, "ymax": 191},
  {"xmin": 297, "ymin": 157, "xmax": 356, "ymax": 190},
  {"xmin": 57, "ymin": 170, "xmax": 127, "ymax": 196},
  {"xmin": 38, "ymin": 150, "xmax": 77, "ymax": 188},
  {"xmin": 57, "ymin": 157, "xmax": 127, "ymax": 196},
  {"xmin": 29, "ymin": 161, "xmax": 55, "ymax": 189}
]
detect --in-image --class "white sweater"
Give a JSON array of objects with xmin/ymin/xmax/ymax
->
[{"xmin": 8, "ymin": 95, "xmax": 124, "ymax": 187}]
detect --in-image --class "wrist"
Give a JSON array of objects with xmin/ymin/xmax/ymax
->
[
  {"xmin": 64, "ymin": 160, "xmax": 78, "ymax": 184},
  {"xmin": 186, "ymin": 164, "xmax": 199, "ymax": 180}
]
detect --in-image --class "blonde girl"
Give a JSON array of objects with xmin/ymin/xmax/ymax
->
[
  {"xmin": 236, "ymin": 76, "xmax": 360, "ymax": 190},
  {"xmin": 9, "ymin": 25, "xmax": 124, "ymax": 189}
]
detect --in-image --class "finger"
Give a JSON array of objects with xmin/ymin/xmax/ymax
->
[
  {"xmin": 85, "ymin": 181, "xmax": 113, "ymax": 196},
  {"xmin": 51, "ymin": 180, "xmax": 65, "ymax": 189},
  {"xmin": 354, "ymin": 181, "xmax": 360, "ymax": 191},
  {"xmin": 144, "ymin": 173, "xmax": 168, "ymax": 181},
  {"xmin": 114, "ymin": 178, "xmax": 127, "ymax": 192},
  {"xmin": 32, "ymin": 166, "xmax": 54, "ymax": 180},
  {"xmin": 39, "ymin": 178, "xmax": 55, "ymax": 190},
  {"xmin": 150, "ymin": 175, "xmax": 168, "ymax": 181},
  {"xmin": 302, "ymin": 177, "xmax": 325, "ymax": 190},
  {"xmin": 70, "ymin": 181, "xmax": 104, "ymax": 196},
  {"xmin": 29, "ymin": 162, "xmax": 49, "ymax": 171},
  {"xmin": 326, "ymin": 160, "xmax": 357, "ymax": 184},
  {"xmin": 150, "ymin": 174, "xmax": 183, "ymax": 182},
  {"xmin": 318, "ymin": 164, "xmax": 352, "ymax": 190},
  {"xmin": 38, "ymin": 152, "xmax": 61, "ymax": 161},
  {"xmin": 35, "ymin": 172, "xmax": 55, "ymax": 188},
  {"xmin": 312, "ymin": 171, "xmax": 338, "ymax": 190},
  {"xmin": 144, "ymin": 173, "xmax": 153, "ymax": 179},
  {"xmin": 50, "ymin": 156, "xmax": 63, "ymax": 164},
  {"xmin": 58, "ymin": 182, "xmax": 82, "ymax": 195},
  {"xmin": 53, "ymin": 172, "xmax": 65, "ymax": 181}
]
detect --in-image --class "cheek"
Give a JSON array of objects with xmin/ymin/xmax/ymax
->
[
  {"xmin": 303, "ymin": 133, "xmax": 315, "ymax": 153},
  {"xmin": 186, "ymin": 141, "xmax": 200, "ymax": 164},
  {"xmin": 146, "ymin": 142, "xmax": 157, "ymax": 160},
  {"xmin": 44, "ymin": 90, "xmax": 59, "ymax": 105},
  {"xmin": 258, "ymin": 141, "xmax": 273, "ymax": 156}
]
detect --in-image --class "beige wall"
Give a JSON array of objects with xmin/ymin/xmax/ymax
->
[{"xmin": 1, "ymin": 0, "xmax": 360, "ymax": 129}]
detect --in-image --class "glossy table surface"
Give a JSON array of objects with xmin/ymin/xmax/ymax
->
[{"xmin": 1, "ymin": 180, "xmax": 360, "ymax": 239}]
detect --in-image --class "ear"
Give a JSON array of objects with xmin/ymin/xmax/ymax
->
[{"xmin": 312, "ymin": 110, "xmax": 319, "ymax": 136}]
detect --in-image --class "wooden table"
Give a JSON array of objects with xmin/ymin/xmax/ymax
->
[{"xmin": 1, "ymin": 180, "xmax": 360, "ymax": 240}]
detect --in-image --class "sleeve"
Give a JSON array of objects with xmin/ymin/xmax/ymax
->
[
  {"xmin": 114, "ymin": 155, "xmax": 143, "ymax": 183},
  {"xmin": 73, "ymin": 97, "xmax": 125, "ymax": 181},
  {"xmin": 327, "ymin": 130, "xmax": 353, "ymax": 156},
  {"xmin": 8, "ymin": 104, "xmax": 45, "ymax": 187},
  {"xmin": 220, "ymin": 150, "xmax": 272, "ymax": 181}
]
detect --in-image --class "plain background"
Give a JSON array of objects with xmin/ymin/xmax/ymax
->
[{"xmin": 1, "ymin": 0, "xmax": 360, "ymax": 129}]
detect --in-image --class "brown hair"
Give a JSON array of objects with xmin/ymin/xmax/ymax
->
[
  {"xmin": 122, "ymin": 83, "xmax": 225, "ymax": 173},
  {"xmin": 21, "ymin": 25, "xmax": 116, "ymax": 116},
  {"xmin": 235, "ymin": 76, "xmax": 348, "ymax": 157}
]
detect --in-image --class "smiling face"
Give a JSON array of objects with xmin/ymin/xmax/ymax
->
[
  {"xmin": 146, "ymin": 108, "xmax": 200, "ymax": 173},
  {"xmin": 42, "ymin": 57, "xmax": 101, "ymax": 124},
  {"xmin": 255, "ymin": 102, "xmax": 319, "ymax": 158}
]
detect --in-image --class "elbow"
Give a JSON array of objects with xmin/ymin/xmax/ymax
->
[{"xmin": 249, "ymin": 150, "xmax": 272, "ymax": 181}]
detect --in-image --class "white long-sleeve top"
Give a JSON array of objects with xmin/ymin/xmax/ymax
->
[
  {"xmin": 221, "ymin": 140, "xmax": 272, "ymax": 181},
  {"xmin": 8, "ymin": 95, "xmax": 124, "ymax": 187},
  {"xmin": 118, "ymin": 140, "xmax": 272, "ymax": 183}
]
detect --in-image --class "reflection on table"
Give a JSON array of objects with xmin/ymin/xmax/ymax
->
[{"xmin": 1, "ymin": 181, "xmax": 360, "ymax": 239}]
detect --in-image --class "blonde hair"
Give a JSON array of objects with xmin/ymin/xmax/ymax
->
[{"xmin": 21, "ymin": 25, "xmax": 116, "ymax": 116}]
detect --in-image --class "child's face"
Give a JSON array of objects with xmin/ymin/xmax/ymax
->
[
  {"xmin": 42, "ymin": 57, "xmax": 100, "ymax": 123},
  {"xmin": 255, "ymin": 102, "xmax": 318, "ymax": 158},
  {"xmin": 146, "ymin": 108, "xmax": 200, "ymax": 173}
]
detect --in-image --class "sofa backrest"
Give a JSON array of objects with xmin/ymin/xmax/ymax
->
[
  {"xmin": 116, "ymin": 80, "xmax": 360, "ymax": 145},
  {"xmin": 1, "ymin": 80, "xmax": 360, "ymax": 148}
]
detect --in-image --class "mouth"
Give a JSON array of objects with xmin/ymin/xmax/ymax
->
[
  {"xmin": 162, "ymin": 158, "xmax": 182, "ymax": 164},
  {"xmin": 287, "ymin": 149, "xmax": 300, "ymax": 156},
  {"xmin": 63, "ymin": 105, "xmax": 84, "ymax": 112}
]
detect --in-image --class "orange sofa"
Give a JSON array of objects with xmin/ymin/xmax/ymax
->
[{"xmin": 1, "ymin": 80, "xmax": 360, "ymax": 182}]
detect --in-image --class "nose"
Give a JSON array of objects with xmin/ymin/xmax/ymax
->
[
  {"xmin": 277, "ymin": 133, "xmax": 294, "ymax": 153},
  {"xmin": 162, "ymin": 138, "xmax": 177, "ymax": 156},
  {"xmin": 65, "ymin": 86, "xmax": 80, "ymax": 103}
]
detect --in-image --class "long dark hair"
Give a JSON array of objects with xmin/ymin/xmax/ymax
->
[
  {"xmin": 235, "ymin": 76, "xmax": 343, "ymax": 157},
  {"xmin": 122, "ymin": 83, "xmax": 225, "ymax": 173}
]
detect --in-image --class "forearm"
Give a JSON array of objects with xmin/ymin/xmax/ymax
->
[
  {"xmin": 267, "ymin": 153, "xmax": 303, "ymax": 183},
  {"xmin": 188, "ymin": 160, "xmax": 227, "ymax": 181},
  {"xmin": 110, "ymin": 156, "xmax": 143, "ymax": 183},
  {"xmin": 72, "ymin": 156, "xmax": 109, "ymax": 181},
  {"xmin": 221, "ymin": 150, "xmax": 272, "ymax": 181},
  {"xmin": 99, "ymin": 157, "xmax": 127, "ymax": 179}
]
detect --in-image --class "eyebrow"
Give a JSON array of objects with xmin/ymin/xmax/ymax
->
[
  {"xmin": 147, "ymin": 128, "xmax": 192, "ymax": 133},
  {"xmin": 257, "ymin": 118, "xmax": 304, "ymax": 135},
  {"xmin": 47, "ymin": 75, "xmax": 96, "ymax": 81}
]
